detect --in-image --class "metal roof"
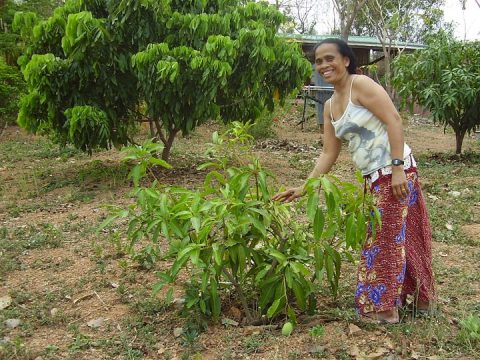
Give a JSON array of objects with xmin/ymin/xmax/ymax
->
[{"xmin": 283, "ymin": 34, "xmax": 426, "ymax": 51}]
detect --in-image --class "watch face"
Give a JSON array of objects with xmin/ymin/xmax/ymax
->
[{"xmin": 392, "ymin": 159, "xmax": 404, "ymax": 166}]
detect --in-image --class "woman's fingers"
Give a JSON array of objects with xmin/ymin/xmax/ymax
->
[
  {"xmin": 273, "ymin": 188, "xmax": 300, "ymax": 202},
  {"xmin": 393, "ymin": 182, "xmax": 409, "ymax": 199}
]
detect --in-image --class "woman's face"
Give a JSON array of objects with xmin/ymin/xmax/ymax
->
[{"xmin": 314, "ymin": 43, "xmax": 350, "ymax": 83}]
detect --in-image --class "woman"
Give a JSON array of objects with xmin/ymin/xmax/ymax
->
[{"xmin": 273, "ymin": 38, "xmax": 435, "ymax": 324}]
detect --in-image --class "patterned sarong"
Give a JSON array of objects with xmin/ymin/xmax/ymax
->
[{"xmin": 355, "ymin": 165, "xmax": 435, "ymax": 315}]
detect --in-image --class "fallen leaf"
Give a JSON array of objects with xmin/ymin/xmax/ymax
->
[
  {"xmin": 439, "ymin": 252, "xmax": 448, "ymax": 257},
  {"xmin": 347, "ymin": 345, "xmax": 360, "ymax": 357},
  {"xmin": 0, "ymin": 295, "xmax": 12, "ymax": 310},
  {"xmin": 384, "ymin": 339, "xmax": 395, "ymax": 350},
  {"xmin": 367, "ymin": 347, "xmax": 388, "ymax": 359},
  {"xmin": 411, "ymin": 351, "xmax": 420, "ymax": 359},
  {"xmin": 348, "ymin": 323, "xmax": 362, "ymax": 335}
]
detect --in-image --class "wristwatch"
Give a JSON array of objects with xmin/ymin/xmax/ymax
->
[{"xmin": 391, "ymin": 158, "xmax": 405, "ymax": 166}]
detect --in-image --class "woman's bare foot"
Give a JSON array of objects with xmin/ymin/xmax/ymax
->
[{"xmin": 364, "ymin": 309, "xmax": 399, "ymax": 324}]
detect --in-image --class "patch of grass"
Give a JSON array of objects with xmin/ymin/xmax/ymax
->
[
  {"xmin": 0, "ymin": 223, "xmax": 64, "ymax": 278},
  {"xmin": 288, "ymin": 153, "xmax": 315, "ymax": 177},
  {"xmin": 458, "ymin": 314, "xmax": 480, "ymax": 350},
  {"xmin": 309, "ymin": 324, "xmax": 325, "ymax": 337},
  {"xmin": 241, "ymin": 333, "xmax": 271, "ymax": 355},
  {"xmin": 0, "ymin": 137, "xmax": 84, "ymax": 163},
  {"xmin": 416, "ymin": 151, "xmax": 480, "ymax": 245},
  {"xmin": 0, "ymin": 287, "xmax": 72, "ymax": 338}
]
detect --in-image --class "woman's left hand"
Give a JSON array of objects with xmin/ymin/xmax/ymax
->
[{"xmin": 391, "ymin": 169, "xmax": 409, "ymax": 200}]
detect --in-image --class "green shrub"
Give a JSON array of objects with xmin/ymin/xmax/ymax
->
[
  {"xmin": 0, "ymin": 57, "xmax": 25, "ymax": 127},
  {"xmin": 104, "ymin": 123, "xmax": 378, "ymax": 328}
]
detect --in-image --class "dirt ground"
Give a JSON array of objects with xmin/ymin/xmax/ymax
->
[{"xmin": 0, "ymin": 112, "xmax": 479, "ymax": 360}]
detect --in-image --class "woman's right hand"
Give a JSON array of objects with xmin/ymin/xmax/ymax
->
[{"xmin": 272, "ymin": 186, "xmax": 304, "ymax": 203}]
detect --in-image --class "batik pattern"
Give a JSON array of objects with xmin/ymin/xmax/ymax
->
[{"xmin": 355, "ymin": 168, "xmax": 435, "ymax": 315}]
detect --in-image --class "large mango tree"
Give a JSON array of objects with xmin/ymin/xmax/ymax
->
[
  {"xmin": 14, "ymin": 0, "xmax": 311, "ymax": 159},
  {"xmin": 393, "ymin": 33, "xmax": 480, "ymax": 154}
]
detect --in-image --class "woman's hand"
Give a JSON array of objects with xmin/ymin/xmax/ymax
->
[
  {"xmin": 272, "ymin": 186, "xmax": 304, "ymax": 203},
  {"xmin": 391, "ymin": 168, "xmax": 409, "ymax": 200}
]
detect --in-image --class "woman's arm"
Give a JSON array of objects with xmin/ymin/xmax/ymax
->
[
  {"xmin": 353, "ymin": 76, "xmax": 409, "ymax": 199},
  {"xmin": 273, "ymin": 100, "xmax": 342, "ymax": 202}
]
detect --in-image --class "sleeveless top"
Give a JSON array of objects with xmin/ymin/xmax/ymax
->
[{"xmin": 329, "ymin": 76, "xmax": 411, "ymax": 175}]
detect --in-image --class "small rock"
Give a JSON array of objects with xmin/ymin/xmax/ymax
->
[
  {"xmin": 50, "ymin": 308, "xmax": 59, "ymax": 316},
  {"xmin": 4, "ymin": 319, "xmax": 21, "ymax": 329},
  {"xmin": 448, "ymin": 191, "xmax": 461, "ymax": 198},
  {"xmin": 87, "ymin": 318, "xmax": 105, "ymax": 329},
  {"xmin": 308, "ymin": 345, "xmax": 325, "ymax": 355},
  {"xmin": 172, "ymin": 298, "xmax": 185, "ymax": 310},
  {"xmin": 221, "ymin": 318, "xmax": 239, "ymax": 327},
  {"xmin": 173, "ymin": 327, "xmax": 183, "ymax": 337},
  {"xmin": 0, "ymin": 295, "xmax": 12, "ymax": 310},
  {"xmin": 348, "ymin": 323, "xmax": 362, "ymax": 335},
  {"xmin": 110, "ymin": 282, "xmax": 119, "ymax": 289},
  {"xmin": 445, "ymin": 223, "xmax": 453, "ymax": 231}
]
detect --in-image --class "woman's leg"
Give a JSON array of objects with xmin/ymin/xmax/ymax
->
[
  {"xmin": 355, "ymin": 174, "xmax": 409, "ymax": 322},
  {"xmin": 400, "ymin": 171, "xmax": 436, "ymax": 308}
]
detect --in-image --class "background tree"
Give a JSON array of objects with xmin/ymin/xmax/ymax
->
[
  {"xmin": 16, "ymin": 0, "xmax": 311, "ymax": 159},
  {"xmin": 358, "ymin": 0, "xmax": 445, "ymax": 97},
  {"xmin": 0, "ymin": 0, "xmax": 60, "ymax": 129},
  {"xmin": 271, "ymin": 0, "xmax": 320, "ymax": 35},
  {"xmin": 393, "ymin": 32, "xmax": 480, "ymax": 154},
  {"xmin": 331, "ymin": 0, "xmax": 367, "ymax": 41}
]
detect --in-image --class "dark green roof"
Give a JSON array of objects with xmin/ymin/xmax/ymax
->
[{"xmin": 283, "ymin": 33, "xmax": 425, "ymax": 50}]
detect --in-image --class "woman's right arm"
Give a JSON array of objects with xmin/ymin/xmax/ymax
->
[{"xmin": 273, "ymin": 100, "xmax": 342, "ymax": 202}]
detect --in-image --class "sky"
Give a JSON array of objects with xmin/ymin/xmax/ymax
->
[
  {"xmin": 443, "ymin": 0, "xmax": 480, "ymax": 40},
  {"xmin": 269, "ymin": 0, "xmax": 480, "ymax": 41}
]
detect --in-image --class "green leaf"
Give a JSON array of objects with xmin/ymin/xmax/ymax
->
[
  {"xmin": 345, "ymin": 214, "xmax": 356, "ymax": 249},
  {"xmin": 267, "ymin": 298, "xmax": 282, "ymax": 318},
  {"xmin": 269, "ymin": 249, "xmax": 287, "ymax": 265},
  {"xmin": 306, "ymin": 191, "xmax": 319, "ymax": 221},
  {"xmin": 313, "ymin": 208, "xmax": 325, "ymax": 241},
  {"xmin": 292, "ymin": 280, "xmax": 307, "ymax": 311},
  {"xmin": 210, "ymin": 278, "xmax": 220, "ymax": 319}
]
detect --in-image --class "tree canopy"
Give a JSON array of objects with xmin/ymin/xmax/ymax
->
[
  {"xmin": 393, "ymin": 32, "xmax": 480, "ymax": 154},
  {"xmin": 15, "ymin": 0, "xmax": 311, "ymax": 159}
]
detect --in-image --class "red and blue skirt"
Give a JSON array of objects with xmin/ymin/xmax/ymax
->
[{"xmin": 355, "ymin": 160, "xmax": 436, "ymax": 315}]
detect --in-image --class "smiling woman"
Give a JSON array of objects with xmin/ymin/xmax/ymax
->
[{"xmin": 273, "ymin": 38, "xmax": 436, "ymax": 324}]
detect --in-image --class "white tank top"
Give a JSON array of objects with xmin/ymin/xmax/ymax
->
[{"xmin": 329, "ymin": 76, "xmax": 411, "ymax": 175}]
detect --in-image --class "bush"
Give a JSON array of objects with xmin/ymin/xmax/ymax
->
[
  {"xmin": 0, "ymin": 57, "xmax": 25, "ymax": 127},
  {"xmin": 104, "ymin": 123, "xmax": 378, "ymax": 329}
]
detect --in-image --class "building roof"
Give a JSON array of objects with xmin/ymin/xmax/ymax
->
[{"xmin": 283, "ymin": 34, "xmax": 426, "ymax": 51}]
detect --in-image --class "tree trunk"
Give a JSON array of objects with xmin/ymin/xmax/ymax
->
[
  {"xmin": 160, "ymin": 129, "xmax": 178, "ymax": 161},
  {"xmin": 455, "ymin": 129, "xmax": 466, "ymax": 154},
  {"xmin": 152, "ymin": 118, "xmax": 178, "ymax": 161}
]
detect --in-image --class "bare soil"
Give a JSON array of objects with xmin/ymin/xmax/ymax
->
[{"xmin": 0, "ymin": 113, "xmax": 479, "ymax": 360}]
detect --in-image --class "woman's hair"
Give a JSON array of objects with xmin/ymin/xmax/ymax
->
[{"xmin": 314, "ymin": 38, "xmax": 358, "ymax": 75}]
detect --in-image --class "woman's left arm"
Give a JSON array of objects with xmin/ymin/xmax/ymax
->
[{"xmin": 353, "ymin": 75, "xmax": 409, "ymax": 200}]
